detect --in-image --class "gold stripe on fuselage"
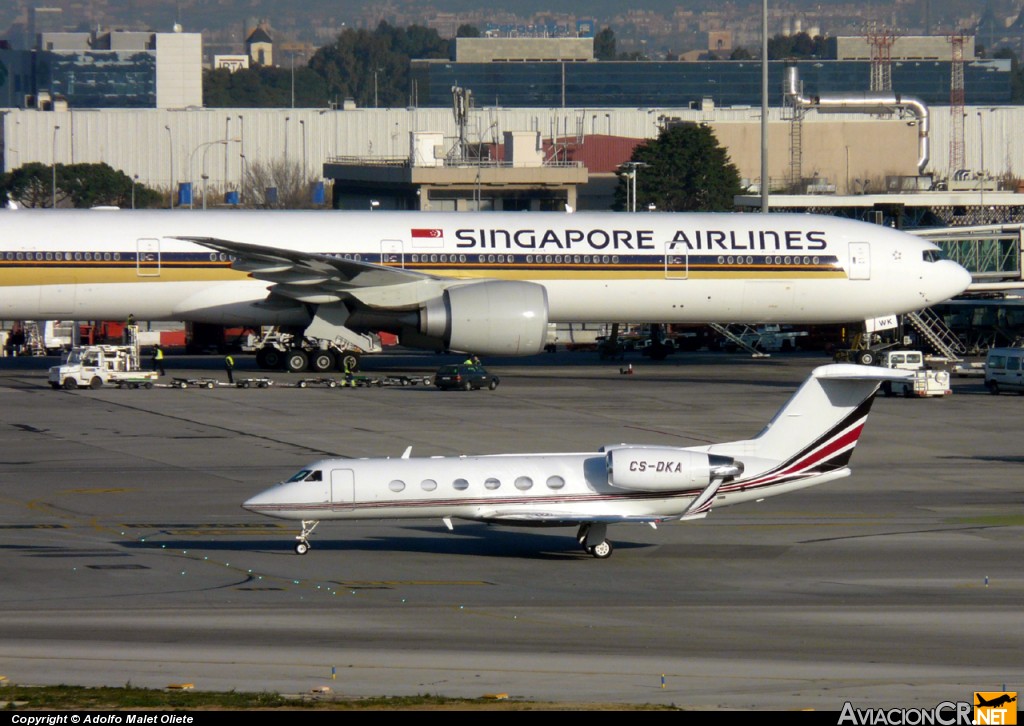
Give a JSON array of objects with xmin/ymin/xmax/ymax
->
[{"xmin": 0, "ymin": 262, "xmax": 847, "ymax": 287}]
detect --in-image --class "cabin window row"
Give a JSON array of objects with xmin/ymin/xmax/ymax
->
[
  {"xmin": 716, "ymin": 255, "xmax": 821, "ymax": 266},
  {"xmin": 407, "ymin": 253, "xmax": 622, "ymax": 265},
  {"xmin": 5, "ymin": 251, "xmax": 124, "ymax": 262},
  {"xmin": 388, "ymin": 475, "xmax": 566, "ymax": 493}
]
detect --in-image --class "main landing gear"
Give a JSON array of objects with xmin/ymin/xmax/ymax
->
[
  {"xmin": 576, "ymin": 522, "xmax": 614, "ymax": 559},
  {"xmin": 294, "ymin": 519, "xmax": 320, "ymax": 555}
]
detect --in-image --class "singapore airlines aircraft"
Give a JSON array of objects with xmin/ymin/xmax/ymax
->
[
  {"xmin": 244, "ymin": 364, "xmax": 911, "ymax": 558},
  {"xmin": 0, "ymin": 208, "xmax": 969, "ymax": 364}
]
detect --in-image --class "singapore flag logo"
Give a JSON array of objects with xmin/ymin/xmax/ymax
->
[{"xmin": 411, "ymin": 228, "xmax": 444, "ymax": 239}]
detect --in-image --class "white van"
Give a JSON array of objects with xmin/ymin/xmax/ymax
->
[{"xmin": 984, "ymin": 347, "xmax": 1024, "ymax": 394}]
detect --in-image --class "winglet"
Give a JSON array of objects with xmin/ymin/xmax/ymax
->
[{"xmin": 401, "ymin": 446, "xmax": 412, "ymax": 459}]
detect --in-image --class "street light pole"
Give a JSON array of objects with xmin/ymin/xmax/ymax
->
[
  {"xmin": 300, "ymin": 119, "xmax": 307, "ymax": 180},
  {"xmin": 978, "ymin": 110, "xmax": 985, "ymax": 211},
  {"xmin": 188, "ymin": 140, "xmax": 230, "ymax": 210},
  {"xmin": 622, "ymin": 161, "xmax": 648, "ymax": 213},
  {"xmin": 165, "ymin": 124, "xmax": 175, "ymax": 209},
  {"xmin": 51, "ymin": 125, "xmax": 60, "ymax": 208},
  {"xmin": 284, "ymin": 116, "xmax": 291, "ymax": 167}
]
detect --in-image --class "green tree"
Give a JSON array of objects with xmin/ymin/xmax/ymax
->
[
  {"xmin": 615, "ymin": 123, "xmax": 741, "ymax": 212},
  {"xmin": 204, "ymin": 66, "xmax": 328, "ymax": 107},
  {"xmin": 0, "ymin": 162, "xmax": 59, "ymax": 207},
  {"xmin": 0, "ymin": 162, "xmax": 162, "ymax": 208},
  {"xmin": 309, "ymin": 22, "xmax": 450, "ymax": 108},
  {"xmin": 594, "ymin": 27, "xmax": 617, "ymax": 61},
  {"xmin": 455, "ymin": 24, "xmax": 481, "ymax": 38},
  {"xmin": 993, "ymin": 47, "xmax": 1024, "ymax": 102},
  {"xmin": 767, "ymin": 32, "xmax": 830, "ymax": 60}
]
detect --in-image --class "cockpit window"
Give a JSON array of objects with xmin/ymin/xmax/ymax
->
[
  {"xmin": 287, "ymin": 469, "xmax": 312, "ymax": 482},
  {"xmin": 306, "ymin": 470, "xmax": 322, "ymax": 482},
  {"xmin": 922, "ymin": 249, "xmax": 944, "ymax": 263}
]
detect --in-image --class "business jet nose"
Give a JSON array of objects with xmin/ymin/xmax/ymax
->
[{"xmin": 242, "ymin": 488, "xmax": 274, "ymax": 512}]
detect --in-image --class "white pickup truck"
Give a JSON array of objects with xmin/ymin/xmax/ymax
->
[
  {"xmin": 878, "ymin": 350, "xmax": 952, "ymax": 398},
  {"xmin": 48, "ymin": 345, "xmax": 159, "ymax": 390}
]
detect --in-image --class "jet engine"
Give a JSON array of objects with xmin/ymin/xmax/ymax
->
[
  {"xmin": 606, "ymin": 447, "xmax": 743, "ymax": 492},
  {"xmin": 418, "ymin": 280, "xmax": 549, "ymax": 355}
]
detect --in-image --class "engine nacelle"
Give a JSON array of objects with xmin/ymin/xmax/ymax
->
[
  {"xmin": 606, "ymin": 447, "xmax": 743, "ymax": 492},
  {"xmin": 420, "ymin": 280, "xmax": 549, "ymax": 355}
]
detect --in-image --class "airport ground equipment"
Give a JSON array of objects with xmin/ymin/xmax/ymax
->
[
  {"xmin": 245, "ymin": 327, "xmax": 382, "ymax": 373},
  {"xmin": 877, "ymin": 350, "xmax": 952, "ymax": 397},
  {"xmin": 295, "ymin": 377, "xmax": 341, "ymax": 388},
  {"xmin": 48, "ymin": 341, "xmax": 158, "ymax": 390},
  {"xmin": 236, "ymin": 377, "xmax": 274, "ymax": 388},
  {"xmin": 171, "ymin": 377, "xmax": 220, "ymax": 389}
]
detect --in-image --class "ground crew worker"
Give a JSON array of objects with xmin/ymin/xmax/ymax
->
[
  {"xmin": 224, "ymin": 353, "xmax": 235, "ymax": 384},
  {"xmin": 152, "ymin": 344, "xmax": 165, "ymax": 376},
  {"xmin": 343, "ymin": 357, "xmax": 355, "ymax": 387},
  {"xmin": 124, "ymin": 313, "xmax": 136, "ymax": 343}
]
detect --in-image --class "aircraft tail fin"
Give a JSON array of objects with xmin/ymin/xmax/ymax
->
[{"xmin": 711, "ymin": 364, "xmax": 910, "ymax": 475}]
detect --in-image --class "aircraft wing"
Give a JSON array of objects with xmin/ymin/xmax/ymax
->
[{"xmin": 178, "ymin": 236, "xmax": 451, "ymax": 307}]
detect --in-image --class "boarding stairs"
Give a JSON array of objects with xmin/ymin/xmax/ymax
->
[
  {"xmin": 904, "ymin": 309, "xmax": 966, "ymax": 362},
  {"xmin": 709, "ymin": 324, "xmax": 771, "ymax": 358}
]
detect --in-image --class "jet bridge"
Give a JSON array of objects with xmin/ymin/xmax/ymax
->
[{"xmin": 909, "ymin": 223, "xmax": 1024, "ymax": 292}]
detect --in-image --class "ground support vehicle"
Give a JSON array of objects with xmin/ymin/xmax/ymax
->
[
  {"xmin": 881, "ymin": 369, "xmax": 952, "ymax": 397},
  {"xmin": 434, "ymin": 364, "xmax": 500, "ymax": 391},
  {"xmin": 171, "ymin": 377, "xmax": 221, "ymax": 389},
  {"xmin": 295, "ymin": 378, "xmax": 340, "ymax": 388},
  {"xmin": 48, "ymin": 344, "xmax": 158, "ymax": 390},
  {"xmin": 984, "ymin": 347, "xmax": 1024, "ymax": 394},
  {"xmin": 877, "ymin": 350, "xmax": 952, "ymax": 398},
  {"xmin": 380, "ymin": 375, "xmax": 433, "ymax": 386},
  {"xmin": 236, "ymin": 377, "xmax": 273, "ymax": 389},
  {"xmin": 115, "ymin": 377, "xmax": 156, "ymax": 389},
  {"xmin": 245, "ymin": 328, "xmax": 382, "ymax": 374}
]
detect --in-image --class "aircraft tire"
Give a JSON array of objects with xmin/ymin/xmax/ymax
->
[
  {"xmin": 311, "ymin": 351, "xmax": 335, "ymax": 373},
  {"xmin": 256, "ymin": 347, "xmax": 283, "ymax": 370},
  {"xmin": 285, "ymin": 350, "xmax": 309, "ymax": 373},
  {"xmin": 295, "ymin": 541, "xmax": 309, "ymax": 555},
  {"xmin": 591, "ymin": 540, "xmax": 613, "ymax": 559},
  {"xmin": 338, "ymin": 352, "xmax": 360, "ymax": 373}
]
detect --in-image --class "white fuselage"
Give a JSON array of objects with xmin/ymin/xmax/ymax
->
[
  {"xmin": 0, "ymin": 209, "xmax": 970, "ymax": 327},
  {"xmin": 243, "ymin": 451, "xmax": 848, "ymax": 525}
]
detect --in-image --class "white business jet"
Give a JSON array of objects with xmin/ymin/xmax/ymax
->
[
  {"xmin": 243, "ymin": 364, "xmax": 910, "ymax": 558},
  {"xmin": 0, "ymin": 209, "xmax": 969, "ymax": 365}
]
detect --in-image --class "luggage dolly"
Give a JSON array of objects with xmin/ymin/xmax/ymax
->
[
  {"xmin": 236, "ymin": 377, "xmax": 273, "ymax": 389},
  {"xmin": 171, "ymin": 377, "xmax": 219, "ymax": 389}
]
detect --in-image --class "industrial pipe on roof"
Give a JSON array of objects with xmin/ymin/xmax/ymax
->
[{"xmin": 783, "ymin": 66, "xmax": 930, "ymax": 174}]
